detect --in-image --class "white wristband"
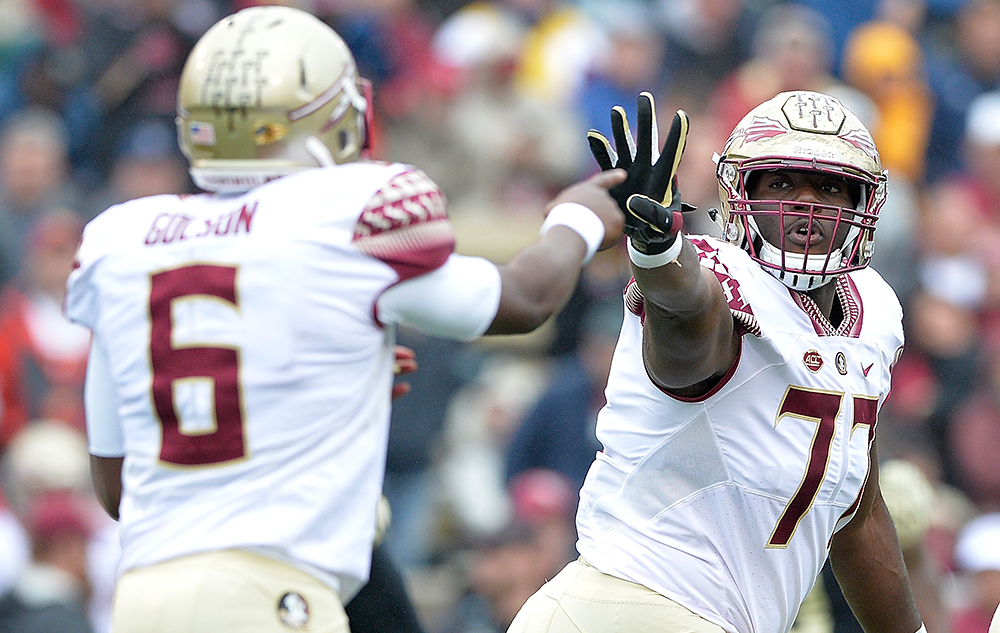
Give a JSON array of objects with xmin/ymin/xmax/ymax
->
[
  {"xmin": 627, "ymin": 234, "xmax": 683, "ymax": 269},
  {"xmin": 914, "ymin": 624, "xmax": 927, "ymax": 633},
  {"xmin": 540, "ymin": 202, "xmax": 605, "ymax": 265}
]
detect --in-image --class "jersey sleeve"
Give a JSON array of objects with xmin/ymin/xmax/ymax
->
[
  {"xmin": 376, "ymin": 253, "xmax": 502, "ymax": 341},
  {"xmin": 351, "ymin": 168, "xmax": 455, "ymax": 282},
  {"xmin": 65, "ymin": 207, "xmax": 124, "ymax": 330},
  {"xmin": 64, "ymin": 223, "xmax": 102, "ymax": 330},
  {"xmin": 85, "ymin": 337, "xmax": 124, "ymax": 457}
]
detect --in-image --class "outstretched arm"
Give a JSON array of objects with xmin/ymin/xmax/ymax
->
[
  {"xmin": 588, "ymin": 93, "xmax": 736, "ymax": 393},
  {"xmin": 630, "ymin": 238, "xmax": 738, "ymax": 394},
  {"xmin": 485, "ymin": 169, "xmax": 626, "ymax": 334},
  {"xmin": 830, "ymin": 446, "xmax": 924, "ymax": 633},
  {"xmin": 377, "ymin": 170, "xmax": 624, "ymax": 340}
]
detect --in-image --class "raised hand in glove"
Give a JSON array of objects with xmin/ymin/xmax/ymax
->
[{"xmin": 588, "ymin": 92, "xmax": 692, "ymax": 256}]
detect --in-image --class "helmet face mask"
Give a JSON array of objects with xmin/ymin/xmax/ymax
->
[
  {"xmin": 176, "ymin": 6, "xmax": 370, "ymax": 193},
  {"xmin": 715, "ymin": 91, "xmax": 887, "ymax": 291}
]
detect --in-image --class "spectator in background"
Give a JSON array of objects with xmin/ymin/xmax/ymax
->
[
  {"xmin": 82, "ymin": 118, "xmax": 191, "ymax": 219},
  {"xmin": 575, "ymin": 0, "xmax": 666, "ymax": 154},
  {"xmin": 708, "ymin": 3, "xmax": 877, "ymax": 138},
  {"xmin": 435, "ymin": 2, "xmax": 588, "ymax": 216},
  {"xmin": 895, "ymin": 170, "xmax": 998, "ymax": 477},
  {"xmin": 446, "ymin": 522, "xmax": 543, "ymax": 633},
  {"xmin": 508, "ymin": 469, "xmax": 578, "ymax": 568},
  {"xmin": 840, "ymin": 18, "xmax": 930, "ymax": 303},
  {"xmin": 440, "ymin": 356, "xmax": 550, "ymax": 541},
  {"xmin": 0, "ymin": 420, "xmax": 118, "ymax": 633},
  {"xmin": 843, "ymin": 20, "xmax": 932, "ymax": 185},
  {"xmin": 952, "ymin": 513, "xmax": 1000, "ymax": 633},
  {"xmin": 64, "ymin": 0, "xmax": 204, "ymax": 186},
  {"xmin": 0, "ymin": 210, "xmax": 89, "ymax": 446},
  {"xmin": 950, "ymin": 92, "xmax": 1000, "ymax": 343},
  {"xmin": 433, "ymin": 0, "xmax": 605, "ymax": 114},
  {"xmin": 947, "ymin": 346, "xmax": 1000, "ymax": 510},
  {"xmin": 504, "ymin": 296, "xmax": 622, "ymax": 493},
  {"xmin": 0, "ymin": 489, "xmax": 29, "ymax": 597},
  {"xmin": 381, "ymin": 327, "xmax": 475, "ymax": 572},
  {"xmin": 959, "ymin": 91, "xmax": 1000, "ymax": 221},
  {"xmin": 0, "ymin": 0, "xmax": 44, "ymax": 124},
  {"xmin": 923, "ymin": 0, "xmax": 1000, "ymax": 181},
  {"xmin": 0, "ymin": 492, "xmax": 95, "ymax": 633},
  {"xmin": 445, "ymin": 468, "xmax": 577, "ymax": 633},
  {"xmin": 0, "ymin": 108, "xmax": 80, "ymax": 287},
  {"xmin": 899, "ymin": 286, "xmax": 981, "ymax": 487},
  {"xmin": 506, "ymin": 0, "xmax": 605, "ymax": 107},
  {"xmin": 653, "ymin": 0, "xmax": 758, "ymax": 108}
]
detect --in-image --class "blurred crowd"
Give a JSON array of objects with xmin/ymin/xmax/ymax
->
[{"xmin": 0, "ymin": 0, "xmax": 999, "ymax": 632}]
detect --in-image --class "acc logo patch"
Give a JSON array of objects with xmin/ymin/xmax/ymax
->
[
  {"xmin": 835, "ymin": 352, "xmax": 847, "ymax": 375},
  {"xmin": 278, "ymin": 592, "xmax": 309, "ymax": 629},
  {"xmin": 803, "ymin": 349, "xmax": 823, "ymax": 372}
]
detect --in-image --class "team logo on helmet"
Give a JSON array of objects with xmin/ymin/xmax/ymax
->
[{"xmin": 781, "ymin": 92, "xmax": 845, "ymax": 134}]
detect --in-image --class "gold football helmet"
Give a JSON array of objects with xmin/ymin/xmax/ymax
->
[
  {"xmin": 715, "ymin": 91, "xmax": 888, "ymax": 291},
  {"xmin": 176, "ymin": 6, "xmax": 370, "ymax": 193}
]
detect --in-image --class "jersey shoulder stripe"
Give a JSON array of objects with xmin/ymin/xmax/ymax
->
[
  {"xmin": 352, "ymin": 168, "xmax": 454, "ymax": 281},
  {"xmin": 624, "ymin": 236, "xmax": 761, "ymax": 336}
]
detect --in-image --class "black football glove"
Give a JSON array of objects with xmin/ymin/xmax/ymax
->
[{"xmin": 588, "ymin": 92, "xmax": 692, "ymax": 255}]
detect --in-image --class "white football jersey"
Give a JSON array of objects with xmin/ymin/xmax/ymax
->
[
  {"xmin": 576, "ymin": 236, "xmax": 904, "ymax": 633},
  {"xmin": 65, "ymin": 162, "xmax": 478, "ymax": 600}
]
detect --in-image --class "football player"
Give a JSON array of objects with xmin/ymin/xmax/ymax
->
[
  {"xmin": 64, "ymin": 6, "xmax": 625, "ymax": 633},
  {"xmin": 507, "ymin": 91, "xmax": 925, "ymax": 633}
]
